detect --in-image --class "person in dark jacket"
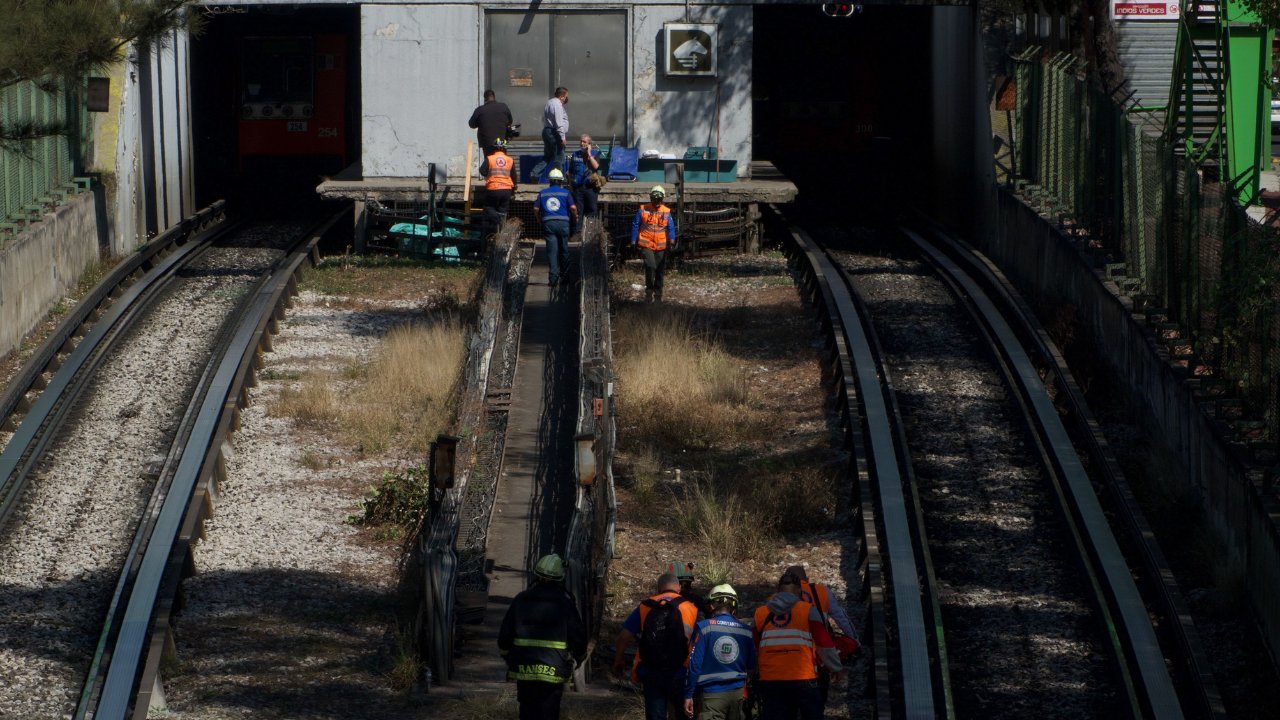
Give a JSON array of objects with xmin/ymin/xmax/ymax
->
[
  {"xmin": 469, "ymin": 90, "xmax": 514, "ymax": 154},
  {"xmin": 499, "ymin": 554, "xmax": 588, "ymax": 720}
]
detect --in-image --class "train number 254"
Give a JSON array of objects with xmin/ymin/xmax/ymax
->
[{"xmin": 317, "ymin": 127, "xmax": 339, "ymax": 138}]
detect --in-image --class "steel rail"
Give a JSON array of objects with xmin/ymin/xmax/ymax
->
[
  {"xmin": 923, "ymin": 226, "xmax": 1226, "ymax": 720},
  {"xmin": 825, "ymin": 250, "xmax": 956, "ymax": 720},
  {"xmin": 0, "ymin": 202, "xmax": 225, "ymax": 434},
  {"xmin": 93, "ymin": 210, "xmax": 348, "ymax": 720},
  {"xmin": 765, "ymin": 205, "xmax": 936, "ymax": 719},
  {"xmin": 0, "ymin": 216, "xmax": 237, "ymax": 532},
  {"xmin": 903, "ymin": 228, "xmax": 1185, "ymax": 720},
  {"xmin": 73, "ymin": 214, "xmax": 337, "ymax": 719}
]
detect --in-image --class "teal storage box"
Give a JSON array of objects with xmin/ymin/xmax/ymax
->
[
  {"xmin": 685, "ymin": 147, "xmax": 717, "ymax": 161},
  {"xmin": 636, "ymin": 157, "xmax": 668, "ymax": 182},
  {"xmin": 683, "ymin": 159, "xmax": 737, "ymax": 182}
]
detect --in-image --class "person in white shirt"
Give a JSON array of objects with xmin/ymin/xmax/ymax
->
[{"xmin": 530, "ymin": 87, "xmax": 569, "ymax": 179}]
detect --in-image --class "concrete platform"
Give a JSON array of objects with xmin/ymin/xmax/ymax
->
[{"xmin": 316, "ymin": 161, "xmax": 798, "ymax": 205}]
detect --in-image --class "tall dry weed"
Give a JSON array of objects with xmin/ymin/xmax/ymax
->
[
  {"xmin": 270, "ymin": 372, "xmax": 338, "ymax": 424},
  {"xmin": 674, "ymin": 482, "xmax": 773, "ymax": 574},
  {"xmin": 615, "ymin": 304, "xmax": 758, "ymax": 449}
]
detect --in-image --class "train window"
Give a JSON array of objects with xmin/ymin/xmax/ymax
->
[{"xmin": 242, "ymin": 37, "xmax": 314, "ymax": 106}]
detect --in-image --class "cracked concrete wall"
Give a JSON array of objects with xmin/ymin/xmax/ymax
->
[
  {"xmin": 361, "ymin": 4, "xmax": 480, "ymax": 178},
  {"xmin": 632, "ymin": 5, "xmax": 752, "ymax": 176}
]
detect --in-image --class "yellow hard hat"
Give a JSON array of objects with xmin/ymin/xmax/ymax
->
[
  {"xmin": 548, "ymin": 168, "xmax": 565, "ymax": 181},
  {"xmin": 535, "ymin": 553, "xmax": 567, "ymax": 581},
  {"xmin": 649, "ymin": 185, "xmax": 666, "ymax": 198},
  {"xmin": 709, "ymin": 584, "xmax": 738, "ymax": 602}
]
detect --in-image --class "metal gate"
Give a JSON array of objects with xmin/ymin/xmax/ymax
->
[{"xmin": 486, "ymin": 11, "xmax": 627, "ymax": 141}]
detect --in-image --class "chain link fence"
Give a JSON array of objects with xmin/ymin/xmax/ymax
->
[{"xmin": 1005, "ymin": 51, "xmax": 1280, "ymax": 447}]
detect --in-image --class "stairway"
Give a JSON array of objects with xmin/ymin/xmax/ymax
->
[
  {"xmin": 1168, "ymin": 1, "xmax": 1227, "ymax": 166},
  {"xmin": 1114, "ymin": 19, "xmax": 1179, "ymax": 132}
]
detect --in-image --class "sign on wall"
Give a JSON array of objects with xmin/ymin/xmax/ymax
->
[
  {"xmin": 664, "ymin": 23, "xmax": 718, "ymax": 77},
  {"xmin": 1112, "ymin": 0, "xmax": 1179, "ymax": 19}
]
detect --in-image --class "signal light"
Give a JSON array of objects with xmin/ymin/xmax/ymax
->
[{"xmin": 822, "ymin": 3, "xmax": 862, "ymax": 16}]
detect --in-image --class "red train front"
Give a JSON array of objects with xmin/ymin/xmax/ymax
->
[{"xmin": 237, "ymin": 35, "xmax": 346, "ymax": 170}]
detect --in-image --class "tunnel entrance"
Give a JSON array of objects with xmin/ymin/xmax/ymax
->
[
  {"xmin": 753, "ymin": 5, "xmax": 932, "ymax": 216},
  {"xmin": 191, "ymin": 5, "xmax": 360, "ymax": 217}
]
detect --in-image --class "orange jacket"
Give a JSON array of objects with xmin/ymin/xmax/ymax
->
[
  {"xmin": 799, "ymin": 580, "xmax": 833, "ymax": 627},
  {"xmin": 631, "ymin": 591, "xmax": 699, "ymax": 682},
  {"xmin": 632, "ymin": 204, "xmax": 675, "ymax": 250},
  {"xmin": 485, "ymin": 151, "xmax": 515, "ymax": 191},
  {"xmin": 753, "ymin": 594, "xmax": 842, "ymax": 682}
]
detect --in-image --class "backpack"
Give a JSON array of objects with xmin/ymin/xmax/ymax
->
[{"xmin": 637, "ymin": 596, "xmax": 690, "ymax": 672}]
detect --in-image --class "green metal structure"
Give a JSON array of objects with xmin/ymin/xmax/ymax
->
[{"xmin": 1165, "ymin": 0, "xmax": 1273, "ymax": 204}]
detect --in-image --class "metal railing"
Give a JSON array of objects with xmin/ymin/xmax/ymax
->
[
  {"xmin": 566, "ymin": 215, "xmax": 617, "ymax": 688},
  {"xmin": 1001, "ymin": 49, "xmax": 1280, "ymax": 450},
  {"xmin": 0, "ymin": 78, "xmax": 90, "ymax": 239}
]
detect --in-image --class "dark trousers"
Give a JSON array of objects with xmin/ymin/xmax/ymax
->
[
  {"xmin": 571, "ymin": 184, "xmax": 598, "ymax": 236},
  {"xmin": 542, "ymin": 220, "xmax": 572, "ymax": 282},
  {"xmin": 642, "ymin": 675, "xmax": 687, "ymax": 720},
  {"xmin": 640, "ymin": 247, "xmax": 667, "ymax": 299},
  {"xmin": 483, "ymin": 189, "xmax": 514, "ymax": 233},
  {"xmin": 531, "ymin": 127, "xmax": 565, "ymax": 179},
  {"xmin": 516, "ymin": 680, "xmax": 565, "ymax": 720},
  {"xmin": 758, "ymin": 679, "xmax": 823, "ymax": 720}
]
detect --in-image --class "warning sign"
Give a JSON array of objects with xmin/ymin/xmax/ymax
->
[
  {"xmin": 1112, "ymin": 0, "xmax": 1178, "ymax": 19},
  {"xmin": 664, "ymin": 23, "xmax": 717, "ymax": 78},
  {"xmin": 510, "ymin": 68, "xmax": 533, "ymax": 87}
]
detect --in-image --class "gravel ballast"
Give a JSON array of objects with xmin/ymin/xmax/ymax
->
[
  {"xmin": 0, "ymin": 235, "xmax": 291, "ymax": 719},
  {"xmin": 826, "ymin": 241, "xmax": 1121, "ymax": 720}
]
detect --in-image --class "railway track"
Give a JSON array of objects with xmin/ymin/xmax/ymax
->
[
  {"xmin": 0, "ymin": 205, "xmax": 345, "ymax": 720},
  {"xmin": 766, "ymin": 207, "xmax": 1222, "ymax": 720}
]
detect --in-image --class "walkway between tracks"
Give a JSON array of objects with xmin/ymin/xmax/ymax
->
[{"xmin": 462, "ymin": 242, "xmax": 580, "ymax": 682}]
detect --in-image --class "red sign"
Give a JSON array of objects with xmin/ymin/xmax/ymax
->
[{"xmin": 1113, "ymin": 1, "xmax": 1178, "ymax": 18}]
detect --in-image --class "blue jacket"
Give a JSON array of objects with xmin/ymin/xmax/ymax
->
[
  {"xmin": 536, "ymin": 185, "xmax": 575, "ymax": 223},
  {"xmin": 569, "ymin": 148, "xmax": 600, "ymax": 185},
  {"xmin": 685, "ymin": 613, "xmax": 756, "ymax": 698}
]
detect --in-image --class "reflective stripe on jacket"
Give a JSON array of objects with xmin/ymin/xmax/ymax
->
[
  {"xmin": 799, "ymin": 580, "xmax": 856, "ymax": 638},
  {"xmin": 485, "ymin": 152, "xmax": 515, "ymax": 191},
  {"xmin": 753, "ymin": 600, "xmax": 820, "ymax": 682},
  {"xmin": 631, "ymin": 204, "xmax": 675, "ymax": 250},
  {"xmin": 498, "ymin": 582, "xmax": 588, "ymax": 683},
  {"xmin": 685, "ymin": 613, "xmax": 757, "ymax": 699}
]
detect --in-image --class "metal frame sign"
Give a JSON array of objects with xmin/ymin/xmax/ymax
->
[
  {"xmin": 1112, "ymin": 0, "xmax": 1179, "ymax": 19},
  {"xmin": 664, "ymin": 23, "xmax": 717, "ymax": 77}
]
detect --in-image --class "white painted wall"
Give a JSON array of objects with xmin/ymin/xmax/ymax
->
[
  {"xmin": 631, "ymin": 5, "xmax": 752, "ymax": 176},
  {"xmin": 362, "ymin": 4, "xmax": 481, "ymax": 179}
]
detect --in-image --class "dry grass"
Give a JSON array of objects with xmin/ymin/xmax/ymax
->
[
  {"xmin": 614, "ymin": 304, "xmax": 762, "ymax": 449},
  {"xmin": 673, "ymin": 482, "xmax": 773, "ymax": 583},
  {"xmin": 272, "ymin": 320, "xmax": 466, "ymax": 454},
  {"xmin": 387, "ymin": 630, "xmax": 421, "ymax": 691}
]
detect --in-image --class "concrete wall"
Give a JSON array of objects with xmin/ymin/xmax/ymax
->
[
  {"xmin": 362, "ymin": 4, "xmax": 481, "ymax": 179},
  {"xmin": 89, "ymin": 34, "xmax": 195, "ymax": 256},
  {"xmin": 359, "ymin": 3, "xmax": 751, "ymax": 180},
  {"xmin": 980, "ymin": 186, "xmax": 1280, "ymax": 670},
  {"xmin": 0, "ymin": 193, "xmax": 99, "ymax": 356},
  {"xmin": 632, "ymin": 4, "xmax": 751, "ymax": 174}
]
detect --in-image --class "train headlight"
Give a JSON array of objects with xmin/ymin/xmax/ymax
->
[
  {"xmin": 241, "ymin": 105, "xmax": 253, "ymax": 119},
  {"xmin": 822, "ymin": 3, "xmax": 861, "ymax": 16},
  {"xmin": 261, "ymin": 105, "xmax": 273, "ymax": 117},
  {"xmin": 302, "ymin": 105, "xmax": 313, "ymax": 118},
  {"xmin": 282, "ymin": 105, "xmax": 294, "ymax": 117}
]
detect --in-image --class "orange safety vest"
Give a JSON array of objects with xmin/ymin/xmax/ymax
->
[
  {"xmin": 753, "ymin": 599, "xmax": 820, "ymax": 682},
  {"xmin": 637, "ymin": 204, "xmax": 673, "ymax": 251},
  {"xmin": 631, "ymin": 591, "xmax": 699, "ymax": 682},
  {"xmin": 486, "ymin": 152, "xmax": 515, "ymax": 191},
  {"xmin": 798, "ymin": 580, "xmax": 834, "ymax": 627}
]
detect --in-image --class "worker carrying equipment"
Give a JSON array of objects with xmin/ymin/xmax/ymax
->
[
  {"xmin": 684, "ymin": 584, "xmax": 756, "ymax": 720},
  {"xmin": 498, "ymin": 553, "xmax": 588, "ymax": 720},
  {"xmin": 631, "ymin": 187, "xmax": 675, "ymax": 303},
  {"xmin": 785, "ymin": 565, "xmax": 859, "ymax": 706},
  {"xmin": 668, "ymin": 561, "xmax": 710, "ymax": 618},
  {"xmin": 751, "ymin": 573, "xmax": 843, "ymax": 720},
  {"xmin": 614, "ymin": 573, "xmax": 700, "ymax": 720}
]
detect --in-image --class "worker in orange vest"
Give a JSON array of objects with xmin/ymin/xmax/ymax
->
[
  {"xmin": 613, "ymin": 572, "xmax": 700, "ymax": 720},
  {"xmin": 751, "ymin": 573, "xmax": 843, "ymax": 720},
  {"xmin": 630, "ymin": 185, "xmax": 676, "ymax": 302},
  {"xmin": 785, "ymin": 566, "xmax": 859, "ymax": 706},
  {"xmin": 481, "ymin": 137, "xmax": 517, "ymax": 235}
]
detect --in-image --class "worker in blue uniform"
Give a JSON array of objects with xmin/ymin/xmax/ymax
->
[
  {"xmin": 568, "ymin": 134, "xmax": 601, "ymax": 237},
  {"xmin": 684, "ymin": 585, "xmax": 756, "ymax": 720},
  {"xmin": 534, "ymin": 168, "xmax": 577, "ymax": 286}
]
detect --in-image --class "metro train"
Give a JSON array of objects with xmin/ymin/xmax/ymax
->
[{"xmin": 237, "ymin": 34, "xmax": 347, "ymax": 170}]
